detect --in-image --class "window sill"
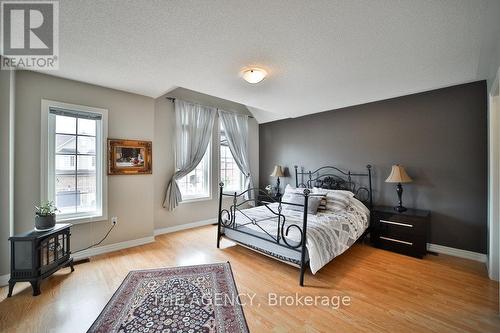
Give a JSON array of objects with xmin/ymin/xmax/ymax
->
[
  {"xmin": 56, "ymin": 214, "xmax": 107, "ymax": 225},
  {"xmin": 180, "ymin": 196, "xmax": 212, "ymax": 204},
  {"xmin": 222, "ymin": 190, "xmax": 245, "ymax": 195}
]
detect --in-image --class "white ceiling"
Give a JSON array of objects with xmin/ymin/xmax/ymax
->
[{"xmin": 41, "ymin": 0, "xmax": 500, "ymax": 123}]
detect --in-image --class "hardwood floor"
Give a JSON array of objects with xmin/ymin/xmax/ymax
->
[{"xmin": 0, "ymin": 225, "xmax": 499, "ymax": 333}]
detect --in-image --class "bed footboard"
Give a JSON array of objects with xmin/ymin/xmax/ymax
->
[{"xmin": 216, "ymin": 182, "xmax": 311, "ymax": 286}]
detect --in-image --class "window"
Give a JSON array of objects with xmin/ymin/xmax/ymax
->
[
  {"xmin": 177, "ymin": 144, "xmax": 211, "ymax": 201},
  {"xmin": 41, "ymin": 100, "xmax": 108, "ymax": 223},
  {"xmin": 220, "ymin": 124, "xmax": 245, "ymax": 193}
]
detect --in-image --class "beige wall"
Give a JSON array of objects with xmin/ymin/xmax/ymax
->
[
  {"xmin": 14, "ymin": 71, "xmax": 156, "ymax": 252},
  {"xmin": 9, "ymin": 73, "xmax": 259, "ymax": 264},
  {"xmin": 0, "ymin": 68, "xmax": 15, "ymax": 276},
  {"xmin": 154, "ymin": 87, "xmax": 259, "ymax": 229}
]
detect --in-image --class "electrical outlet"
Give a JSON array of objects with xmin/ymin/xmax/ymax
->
[{"xmin": 111, "ymin": 216, "xmax": 118, "ymax": 225}]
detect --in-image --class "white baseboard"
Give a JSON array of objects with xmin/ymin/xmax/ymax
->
[
  {"xmin": 72, "ymin": 236, "xmax": 155, "ymax": 261},
  {"xmin": 154, "ymin": 218, "xmax": 216, "ymax": 236},
  {"xmin": 427, "ymin": 243, "xmax": 487, "ymax": 263},
  {"xmin": 0, "ymin": 237, "xmax": 156, "ymax": 285},
  {"xmin": 1, "ymin": 221, "xmax": 216, "ymax": 283},
  {"xmin": 0, "ymin": 238, "xmax": 488, "ymax": 286},
  {"xmin": 0, "ymin": 274, "xmax": 10, "ymax": 287}
]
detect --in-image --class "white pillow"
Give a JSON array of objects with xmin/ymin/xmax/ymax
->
[
  {"xmin": 282, "ymin": 194, "xmax": 322, "ymax": 215},
  {"xmin": 312, "ymin": 187, "xmax": 355, "ymax": 198},
  {"xmin": 282, "ymin": 184, "xmax": 322, "ymax": 214},
  {"xmin": 284, "ymin": 184, "xmax": 309, "ymax": 195}
]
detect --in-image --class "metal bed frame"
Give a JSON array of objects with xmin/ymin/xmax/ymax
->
[{"xmin": 217, "ymin": 164, "xmax": 373, "ymax": 286}]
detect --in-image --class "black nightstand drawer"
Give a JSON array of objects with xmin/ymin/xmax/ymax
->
[
  {"xmin": 376, "ymin": 236, "xmax": 424, "ymax": 258},
  {"xmin": 371, "ymin": 206, "xmax": 430, "ymax": 258},
  {"xmin": 376, "ymin": 220, "xmax": 416, "ymax": 243}
]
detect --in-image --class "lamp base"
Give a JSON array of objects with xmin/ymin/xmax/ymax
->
[
  {"xmin": 275, "ymin": 177, "xmax": 281, "ymax": 197},
  {"xmin": 394, "ymin": 205, "xmax": 407, "ymax": 213},
  {"xmin": 394, "ymin": 183, "xmax": 407, "ymax": 213}
]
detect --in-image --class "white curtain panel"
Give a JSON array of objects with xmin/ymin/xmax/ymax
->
[
  {"xmin": 218, "ymin": 110, "xmax": 253, "ymax": 199},
  {"xmin": 164, "ymin": 99, "xmax": 216, "ymax": 210}
]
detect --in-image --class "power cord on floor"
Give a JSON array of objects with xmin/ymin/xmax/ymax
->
[{"xmin": 72, "ymin": 221, "xmax": 116, "ymax": 254}]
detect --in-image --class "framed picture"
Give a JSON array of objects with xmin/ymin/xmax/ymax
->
[{"xmin": 108, "ymin": 139, "xmax": 152, "ymax": 175}]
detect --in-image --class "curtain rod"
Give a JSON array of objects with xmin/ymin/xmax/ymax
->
[{"xmin": 165, "ymin": 96, "xmax": 254, "ymax": 118}]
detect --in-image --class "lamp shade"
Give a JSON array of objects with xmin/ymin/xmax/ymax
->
[
  {"xmin": 270, "ymin": 165, "xmax": 285, "ymax": 177},
  {"xmin": 385, "ymin": 165, "xmax": 413, "ymax": 183}
]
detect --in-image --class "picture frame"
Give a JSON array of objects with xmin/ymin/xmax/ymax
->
[{"xmin": 108, "ymin": 139, "xmax": 152, "ymax": 175}]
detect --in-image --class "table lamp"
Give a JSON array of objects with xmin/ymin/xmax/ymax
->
[
  {"xmin": 385, "ymin": 164, "xmax": 413, "ymax": 212},
  {"xmin": 270, "ymin": 165, "xmax": 285, "ymax": 197}
]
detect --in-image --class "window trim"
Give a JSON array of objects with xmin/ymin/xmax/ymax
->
[
  {"xmin": 178, "ymin": 140, "xmax": 212, "ymax": 203},
  {"xmin": 41, "ymin": 99, "xmax": 108, "ymax": 224},
  {"xmin": 219, "ymin": 123, "xmax": 245, "ymax": 195}
]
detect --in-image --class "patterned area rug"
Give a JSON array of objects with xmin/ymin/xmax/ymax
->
[{"xmin": 88, "ymin": 262, "xmax": 249, "ymax": 333}]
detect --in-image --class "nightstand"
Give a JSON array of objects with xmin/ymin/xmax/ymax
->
[
  {"xmin": 371, "ymin": 206, "xmax": 430, "ymax": 258},
  {"xmin": 256, "ymin": 194, "xmax": 281, "ymax": 205}
]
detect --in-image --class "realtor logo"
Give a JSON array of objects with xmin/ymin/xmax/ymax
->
[{"xmin": 1, "ymin": 1, "xmax": 59, "ymax": 69}]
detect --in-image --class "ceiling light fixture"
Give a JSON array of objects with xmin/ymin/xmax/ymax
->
[{"xmin": 242, "ymin": 68, "xmax": 267, "ymax": 84}]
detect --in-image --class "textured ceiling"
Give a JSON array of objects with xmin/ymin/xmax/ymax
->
[{"xmin": 37, "ymin": 0, "xmax": 500, "ymax": 122}]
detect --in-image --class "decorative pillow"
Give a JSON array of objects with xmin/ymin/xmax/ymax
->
[
  {"xmin": 282, "ymin": 185, "xmax": 322, "ymax": 214},
  {"xmin": 313, "ymin": 187, "xmax": 353, "ymax": 212},
  {"xmin": 317, "ymin": 196, "xmax": 328, "ymax": 211}
]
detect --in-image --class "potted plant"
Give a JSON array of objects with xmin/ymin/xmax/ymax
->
[{"xmin": 34, "ymin": 201, "xmax": 59, "ymax": 231}]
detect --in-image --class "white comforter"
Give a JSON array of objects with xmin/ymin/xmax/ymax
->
[{"xmin": 230, "ymin": 201, "xmax": 369, "ymax": 274}]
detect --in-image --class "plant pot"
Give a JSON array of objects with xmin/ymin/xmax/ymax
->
[{"xmin": 35, "ymin": 214, "xmax": 56, "ymax": 231}]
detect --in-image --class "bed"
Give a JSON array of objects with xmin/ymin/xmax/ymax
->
[{"xmin": 216, "ymin": 165, "xmax": 373, "ymax": 286}]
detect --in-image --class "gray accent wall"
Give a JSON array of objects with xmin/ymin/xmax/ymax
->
[{"xmin": 259, "ymin": 81, "xmax": 487, "ymax": 253}]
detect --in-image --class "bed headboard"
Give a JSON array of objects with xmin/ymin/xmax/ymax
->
[{"xmin": 294, "ymin": 165, "xmax": 373, "ymax": 209}]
